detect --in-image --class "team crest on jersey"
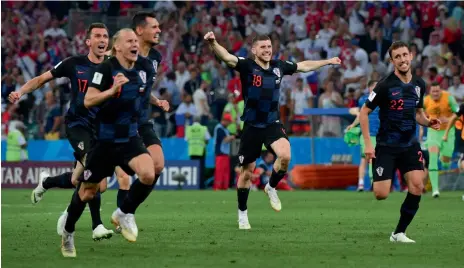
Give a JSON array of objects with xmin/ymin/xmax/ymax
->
[
  {"xmin": 415, "ymin": 86, "xmax": 421, "ymax": 98},
  {"xmin": 77, "ymin": 141, "xmax": 84, "ymax": 151},
  {"xmin": 376, "ymin": 167, "xmax": 384, "ymax": 176},
  {"xmin": 273, "ymin": 68, "xmax": 281, "ymax": 78},
  {"xmin": 139, "ymin": 71, "xmax": 146, "ymax": 84},
  {"xmin": 84, "ymin": 170, "xmax": 92, "ymax": 181}
]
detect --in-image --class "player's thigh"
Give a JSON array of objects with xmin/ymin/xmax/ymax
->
[
  {"xmin": 139, "ymin": 124, "xmax": 164, "ymax": 170},
  {"xmin": 265, "ymin": 123, "xmax": 290, "ymax": 159},
  {"xmin": 81, "ymin": 142, "xmax": 114, "ymax": 184},
  {"xmin": 66, "ymin": 125, "xmax": 95, "ymax": 165},
  {"xmin": 372, "ymin": 146, "xmax": 396, "ymax": 182},
  {"xmin": 238, "ymin": 124, "xmax": 263, "ymax": 166},
  {"xmin": 397, "ymin": 143, "xmax": 424, "ymax": 178},
  {"xmin": 122, "ymin": 137, "xmax": 155, "ymax": 184},
  {"xmin": 99, "ymin": 178, "xmax": 108, "ymax": 193}
]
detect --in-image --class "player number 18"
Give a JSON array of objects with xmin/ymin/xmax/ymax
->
[{"xmin": 252, "ymin": 74, "xmax": 262, "ymax": 87}]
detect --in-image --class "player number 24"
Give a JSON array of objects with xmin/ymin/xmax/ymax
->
[
  {"xmin": 389, "ymin": 99, "xmax": 404, "ymax": 110},
  {"xmin": 78, "ymin": 79, "xmax": 88, "ymax": 93},
  {"xmin": 252, "ymin": 74, "xmax": 262, "ymax": 87}
]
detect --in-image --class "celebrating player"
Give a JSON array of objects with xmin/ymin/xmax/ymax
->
[
  {"xmin": 360, "ymin": 41, "xmax": 440, "ymax": 243},
  {"xmin": 423, "ymin": 82, "xmax": 459, "ymax": 198},
  {"xmin": 8, "ymin": 23, "xmax": 113, "ymax": 241},
  {"xmin": 346, "ymin": 80, "xmax": 379, "ymax": 191},
  {"xmin": 60, "ymin": 28, "xmax": 156, "ymax": 257},
  {"xmin": 112, "ymin": 12, "xmax": 169, "ymax": 210},
  {"xmin": 204, "ymin": 32, "xmax": 340, "ymax": 229}
]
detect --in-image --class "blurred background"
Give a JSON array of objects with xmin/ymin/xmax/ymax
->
[{"xmin": 2, "ymin": 1, "xmax": 464, "ymax": 192}]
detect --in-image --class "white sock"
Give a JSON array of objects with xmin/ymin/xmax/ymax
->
[{"xmin": 358, "ymin": 177, "xmax": 364, "ymax": 187}]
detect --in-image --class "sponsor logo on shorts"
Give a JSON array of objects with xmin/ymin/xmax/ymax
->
[
  {"xmin": 376, "ymin": 166, "xmax": 384, "ymax": 176},
  {"xmin": 78, "ymin": 141, "xmax": 84, "ymax": 151},
  {"xmin": 239, "ymin": 155, "xmax": 244, "ymax": 164},
  {"xmin": 84, "ymin": 170, "xmax": 92, "ymax": 181}
]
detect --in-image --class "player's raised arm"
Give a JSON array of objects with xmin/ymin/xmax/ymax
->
[
  {"xmin": 8, "ymin": 71, "xmax": 54, "ymax": 103},
  {"xmin": 204, "ymin": 31, "xmax": 238, "ymax": 68},
  {"xmin": 295, "ymin": 57, "xmax": 341, "ymax": 73},
  {"xmin": 85, "ymin": 70, "xmax": 128, "ymax": 108}
]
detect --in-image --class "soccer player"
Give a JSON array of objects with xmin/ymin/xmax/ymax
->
[
  {"xmin": 60, "ymin": 28, "xmax": 156, "ymax": 257},
  {"xmin": 360, "ymin": 41, "xmax": 440, "ymax": 243},
  {"xmin": 8, "ymin": 23, "xmax": 113, "ymax": 240},
  {"xmin": 110, "ymin": 11, "xmax": 169, "ymax": 212},
  {"xmin": 443, "ymin": 102, "xmax": 464, "ymax": 200},
  {"xmin": 346, "ymin": 80, "xmax": 379, "ymax": 191},
  {"xmin": 204, "ymin": 32, "xmax": 341, "ymax": 229},
  {"xmin": 423, "ymin": 82, "xmax": 459, "ymax": 198}
]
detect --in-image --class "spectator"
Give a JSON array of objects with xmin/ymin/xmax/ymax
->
[
  {"xmin": 422, "ymin": 31, "xmax": 442, "ymax": 59},
  {"xmin": 175, "ymin": 93, "xmax": 197, "ymax": 137},
  {"xmin": 351, "ymin": 38, "xmax": 369, "ymax": 71},
  {"xmin": 289, "ymin": 3, "xmax": 307, "ymax": 40},
  {"xmin": 366, "ymin": 52, "xmax": 387, "ymax": 78},
  {"xmin": 448, "ymin": 75, "xmax": 464, "ymax": 103},
  {"xmin": 183, "ymin": 67, "xmax": 202, "ymax": 96},
  {"xmin": 42, "ymin": 91, "xmax": 62, "ymax": 140},
  {"xmin": 367, "ymin": 28, "xmax": 391, "ymax": 61},
  {"xmin": 175, "ymin": 61, "xmax": 191, "ymax": 94},
  {"xmin": 212, "ymin": 113, "xmax": 235, "ymax": 190},
  {"xmin": 211, "ymin": 65, "xmax": 230, "ymax": 120},
  {"xmin": 393, "ymin": 6, "xmax": 414, "ymax": 44},
  {"xmin": 193, "ymin": 80, "xmax": 212, "ymax": 124},
  {"xmin": 325, "ymin": 36, "xmax": 341, "ymax": 59},
  {"xmin": 342, "ymin": 56, "xmax": 365, "ymax": 93},
  {"xmin": 161, "ymin": 72, "xmax": 181, "ymax": 109},
  {"xmin": 318, "ymin": 16, "xmax": 335, "ymax": 46},
  {"xmin": 43, "ymin": 18, "xmax": 66, "ymax": 39},
  {"xmin": 290, "ymin": 78, "xmax": 312, "ymax": 136},
  {"xmin": 318, "ymin": 80, "xmax": 343, "ymax": 137},
  {"xmin": 348, "ymin": 2, "xmax": 368, "ymax": 41}
]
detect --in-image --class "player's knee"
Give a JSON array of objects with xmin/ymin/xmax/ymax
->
[
  {"xmin": 374, "ymin": 192, "xmax": 388, "ymax": 200},
  {"xmin": 241, "ymin": 169, "xmax": 253, "ymax": 182},
  {"xmin": 154, "ymin": 162, "xmax": 164, "ymax": 175},
  {"xmin": 99, "ymin": 182, "xmax": 107, "ymax": 193},
  {"xmin": 279, "ymin": 153, "xmax": 291, "ymax": 169},
  {"xmin": 117, "ymin": 173, "xmax": 131, "ymax": 190},
  {"xmin": 79, "ymin": 187, "xmax": 97, "ymax": 202},
  {"xmin": 409, "ymin": 181, "xmax": 424, "ymax": 195},
  {"xmin": 138, "ymin": 169, "xmax": 156, "ymax": 185}
]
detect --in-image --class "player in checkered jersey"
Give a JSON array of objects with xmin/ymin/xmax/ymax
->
[{"xmin": 205, "ymin": 32, "xmax": 340, "ymax": 229}]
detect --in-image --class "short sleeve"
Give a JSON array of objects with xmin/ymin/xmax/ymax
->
[
  {"xmin": 89, "ymin": 61, "xmax": 112, "ymax": 91},
  {"xmin": 50, "ymin": 57, "xmax": 74, "ymax": 78},
  {"xmin": 416, "ymin": 80, "xmax": 426, "ymax": 108},
  {"xmin": 280, "ymin": 60, "xmax": 297, "ymax": 76},
  {"xmin": 365, "ymin": 82, "xmax": 385, "ymax": 110},
  {"xmin": 233, "ymin": 56, "xmax": 251, "ymax": 73}
]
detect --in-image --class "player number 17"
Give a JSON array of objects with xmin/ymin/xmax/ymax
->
[{"xmin": 78, "ymin": 79, "xmax": 88, "ymax": 93}]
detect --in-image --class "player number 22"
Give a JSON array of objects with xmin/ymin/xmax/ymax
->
[
  {"xmin": 389, "ymin": 99, "xmax": 404, "ymax": 110},
  {"xmin": 252, "ymin": 74, "xmax": 262, "ymax": 87},
  {"xmin": 418, "ymin": 151, "xmax": 424, "ymax": 163},
  {"xmin": 78, "ymin": 79, "xmax": 88, "ymax": 93}
]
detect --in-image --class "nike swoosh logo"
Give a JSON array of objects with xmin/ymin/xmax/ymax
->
[
  {"xmin": 392, "ymin": 92, "xmax": 400, "ymax": 96},
  {"xmin": 78, "ymin": 71, "xmax": 85, "ymax": 74}
]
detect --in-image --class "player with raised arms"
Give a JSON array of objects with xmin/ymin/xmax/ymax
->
[
  {"xmin": 204, "ymin": 31, "xmax": 340, "ymax": 229},
  {"xmin": 112, "ymin": 11, "xmax": 169, "ymax": 214},
  {"xmin": 60, "ymin": 28, "xmax": 156, "ymax": 257},
  {"xmin": 8, "ymin": 23, "xmax": 114, "ymax": 241},
  {"xmin": 360, "ymin": 41, "xmax": 440, "ymax": 243}
]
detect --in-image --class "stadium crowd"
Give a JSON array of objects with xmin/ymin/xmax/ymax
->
[{"xmin": 2, "ymin": 1, "xmax": 464, "ymax": 140}]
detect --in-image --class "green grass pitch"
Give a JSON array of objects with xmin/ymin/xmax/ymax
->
[{"xmin": 2, "ymin": 189, "xmax": 463, "ymax": 268}]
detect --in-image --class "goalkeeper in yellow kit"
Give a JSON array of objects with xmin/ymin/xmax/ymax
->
[{"xmin": 424, "ymin": 82, "xmax": 459, "ymax": 198}]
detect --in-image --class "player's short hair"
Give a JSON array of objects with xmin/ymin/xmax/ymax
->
[
  {"xmin": 252, "ymin": 35, "xmax": 271, "ymax": 46},
  {"xmin": 368, "ymin": 80, "xmax": 378, "ymax": 88},
  {"xmin": 132, "ymin": 11, "xmax": 157, "ymax": 31},
  {"xmin": 388, "ymin": 41, "xmax": 410, "ymax": 58},
  {"xmin": 431, "ymin": 81, "xmax": 440, "ymax": 87},
  {"xmin": 110, "ymin": 28, "xmax": 134, "ymax": 56},
  {"xmin": 85, "ymin": 23, "xmax": 108, "ymax": 40}
]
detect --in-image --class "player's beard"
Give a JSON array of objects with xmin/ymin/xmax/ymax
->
[{"xmin": 397, "ymin": 65, "xmax": 410, "ymax": 76}]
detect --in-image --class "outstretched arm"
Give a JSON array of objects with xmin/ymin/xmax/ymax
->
[
  {"xmin": 296, "ymin": 57, "xmax": 341, "ymax": 73},
  {"xmin": 9, "ymin": 71, "xmax": 54, "ymax": 103},
  {"xmin": 204, "ymin": 31, "xmax": 238, "ymax": 68}
]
